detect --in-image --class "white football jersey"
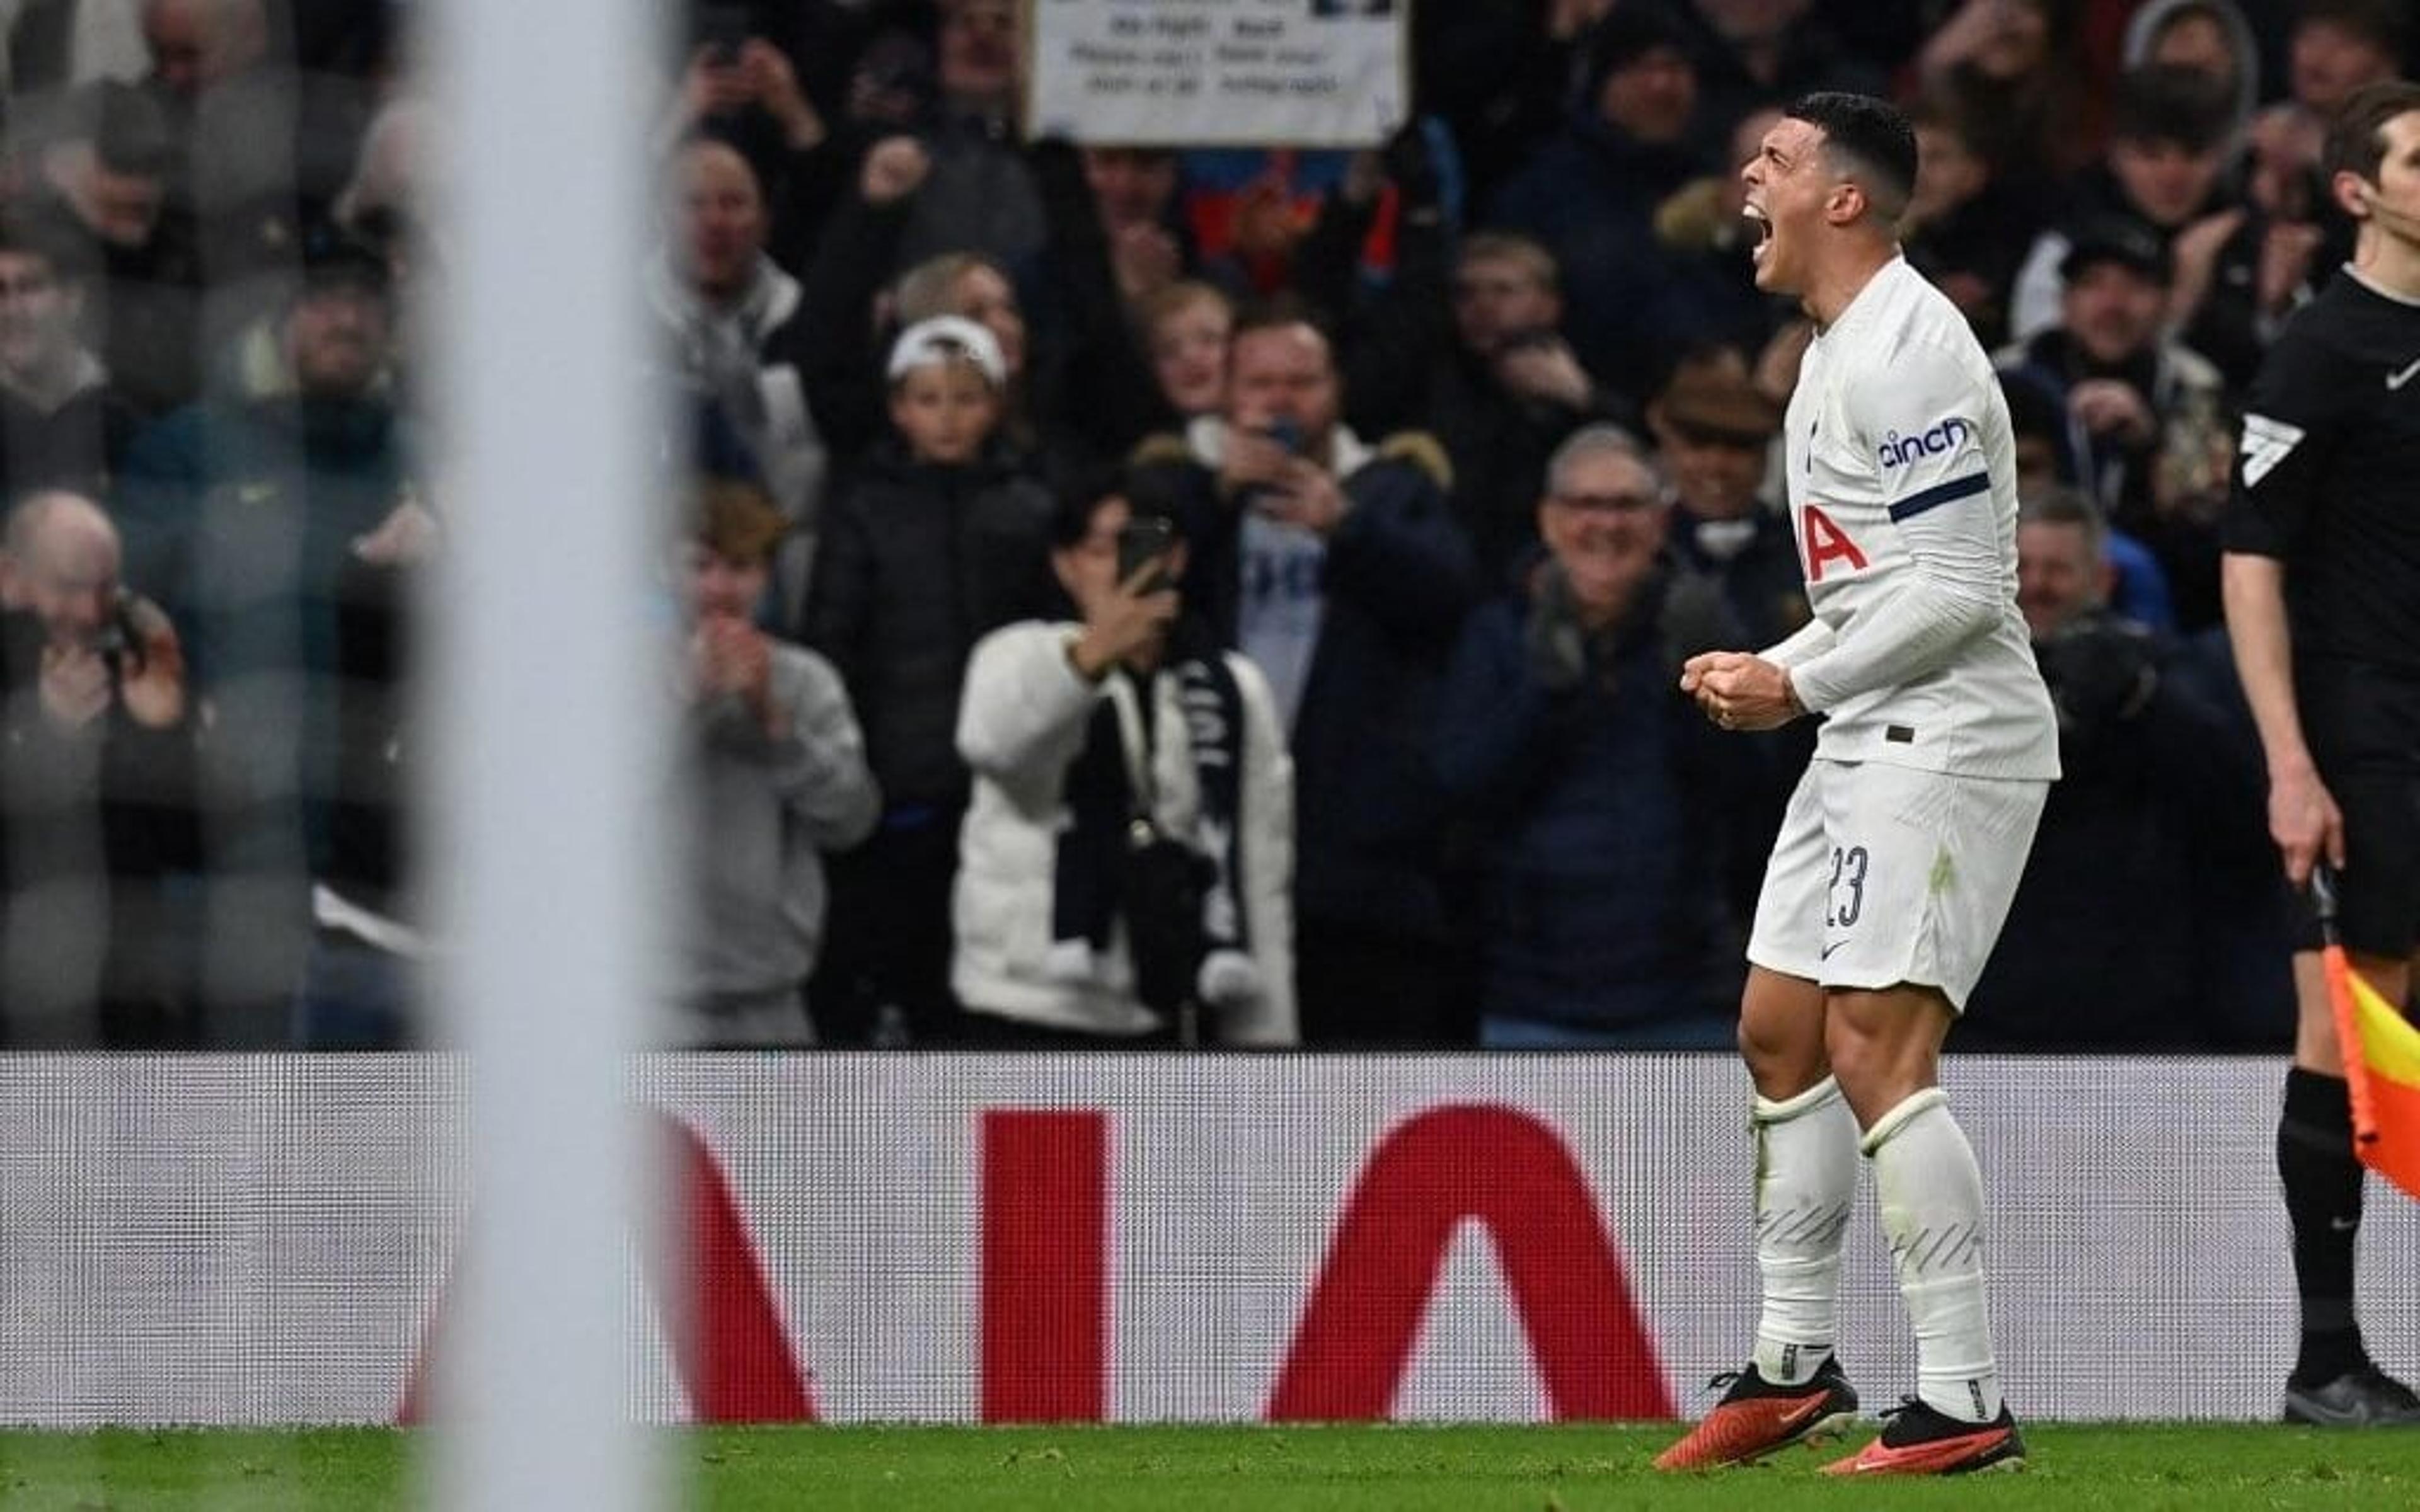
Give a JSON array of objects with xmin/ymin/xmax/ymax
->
[{"xmin": 1770, "ymin": 258, "xmax": 2059, "ymax": 780}]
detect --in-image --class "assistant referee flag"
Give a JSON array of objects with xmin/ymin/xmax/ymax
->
[{"xmin": 2322, "ymin": 946, "xmax": 2420, "ymax": 1201}]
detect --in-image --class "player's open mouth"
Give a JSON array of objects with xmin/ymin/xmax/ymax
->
[{"xmin": 1744, "ymin": 205, "xmax": 1771, "ymax": 264}]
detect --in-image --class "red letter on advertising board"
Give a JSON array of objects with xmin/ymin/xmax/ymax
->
[
  {"xmin": 981, "ymin": 1110, "xmax": 1109, "ymax": 1423},
  {"xmin": 398, "ymin": 1114, "xmax": 815, "ymax": 1424},
  {"xmin": 1265, "ymin": 1105, "xmax": 1674, "ymax": 1421}
]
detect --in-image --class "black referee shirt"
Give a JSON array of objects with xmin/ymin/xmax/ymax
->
[{"xmin": 2225, "ymin": 267, "xmax": 2420, "ymax": 675}]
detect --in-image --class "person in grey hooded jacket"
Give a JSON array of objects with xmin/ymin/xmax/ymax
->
[{"xmin": 675, "ymin": 476, "xmax": 879, "ymax": 1048}]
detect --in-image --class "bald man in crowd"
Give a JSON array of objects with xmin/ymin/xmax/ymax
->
[{"xmin": 0, "ymin": 488, "xmax": 194, "ymax": 1046}]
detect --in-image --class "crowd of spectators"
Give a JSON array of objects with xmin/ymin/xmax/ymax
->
[{"xmin": 0, "ymin": 0, "xmax": 2399, "ymax": 1051}]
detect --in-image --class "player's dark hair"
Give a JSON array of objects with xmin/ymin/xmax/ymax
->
[
  {"xmin": 2326, "ymin": 80, "xmax": 2420, "ymax": 187},
  {"xmin": 1786, "ymin": 92, "xmax": 1917, "ymax": 221},
  {"xmin": 2108, "ymin": 62, "xmax": 2234, "ymax": 153}
]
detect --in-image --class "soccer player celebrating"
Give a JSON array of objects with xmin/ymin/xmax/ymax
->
[
  {"xmin": 2221, "ymin": 80, "xmax": 2420, "ymax": 1428},
  {"xmin": 1655, "ymin": 93, "xmax": 2058, "ymax": 1477}
]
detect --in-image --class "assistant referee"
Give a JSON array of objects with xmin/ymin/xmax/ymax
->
[{"xmin": 2222, "ymin": 79, "xmax": 2420, "ymax": 1429}]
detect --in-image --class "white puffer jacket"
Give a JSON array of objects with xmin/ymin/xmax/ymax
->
[{"xmin": 952, "ymin": 621, "xmax": 1297, "ymax": 1044}]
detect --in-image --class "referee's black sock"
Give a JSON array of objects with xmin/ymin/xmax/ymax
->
[{"xmin": 2279, "ymin": 1068, "xmax": 2370, "ymax": 1385}]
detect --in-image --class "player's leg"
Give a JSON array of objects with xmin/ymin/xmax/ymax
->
[
  {"xmin": 1820, "ymin": 983, "xmax": 2022, "ymax": 1475},
  {"xmin": 1738, "ymin": 966, "xmax": 1858, "ymax": 1395},
  {"xmin": 1657, "ymin": 772, "xmax": 1861, "ymax": 1472},
  {"xmin": 2275, "ymin": 763, "xmax": 2420, "ymax": 1423},
  {"xmin": 1811, "ymin": 767, "xmax": 2039, "ymax": 1476}
]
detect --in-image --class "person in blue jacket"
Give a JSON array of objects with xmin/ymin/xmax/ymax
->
[{"xmin": 1433, "ymin": 423, "xmax": 1751, "ymax": 1048}]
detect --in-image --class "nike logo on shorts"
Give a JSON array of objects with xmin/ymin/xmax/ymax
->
[
  {"xmin": 2389, "ymin": 356, "xmax": 2420, "ymax": 390},
  {"xmin": 1820, "ymin": 942, "xmax": 1847, "ymax": 960}
]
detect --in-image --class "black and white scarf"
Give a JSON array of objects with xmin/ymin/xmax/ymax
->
[{"xmin": 1047, "ymin": 625, "xmax": 1256, "ymax": 1009}]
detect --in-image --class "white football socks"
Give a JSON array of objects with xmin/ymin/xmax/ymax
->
[
  {"xmin": 1865, "ymin": 1087, "xmax": 2003, "ymax": 1423},
  {"xmin": 1750, "ymin": 1075, "xmax": 1860, "ymax": 1387}
]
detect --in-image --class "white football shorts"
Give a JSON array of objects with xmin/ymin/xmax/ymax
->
[{"xmin": 1746, "ymin": 760, "xmax": 2048, "ymax": 1012}]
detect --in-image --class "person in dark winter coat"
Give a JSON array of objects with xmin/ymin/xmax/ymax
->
[
  {"xmin": 1127, "ymin": 305, "xmax": 1477, "ymax": 1045},
  {"xmin": 802, "ymin": 315, "xmax": 1053, "ymax": 1045},
  {"xmin": 1646, "ymin": 350, "xmax": 1812, "ymax": 924},
  {"xmin": 291, "ymin": 493, "xmax": 429, "ymax": 1051},
  {"xmin": 793, "ymin": 134, "xmax": 937, "ymax": 474},
  {"xmin": 1434, "ymin": 426, "xmax": 1749, "ymax": 1048},
  {"xmin": 0, "ymin": 214, "xmax": 144, "ymax": 502},
  {"xmin": 1961, "ymin": 488, "xmax": 2277, "ymax": 1048},
  {"xmin": 112, "ymin": 229, "xmax": 413, "ymax": 1046},
  {"xmin": 1487, "ymin": 1, "xmax": 1715, "ymax": 411},
  {"xmin": 1995, "ymin": 218, "xmax": 2232, "ymax": 629},
  {"xmin": 1337, "ymin": 222, "xmax": 1634, "ymax": 594}
]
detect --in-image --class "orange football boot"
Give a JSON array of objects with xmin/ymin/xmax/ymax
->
[
  {"xmin": 1654, "ymin": 1357, "xmax": 1860, "ymax": 1471},
  {"xmin": 1822, "ymin": 1399, "xmax": 2027, "ymax": 1475}
]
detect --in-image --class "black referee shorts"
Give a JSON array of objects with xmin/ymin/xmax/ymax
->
[{"xmin": 2293, "ymin": 662, "xmax": 2420, "ymax": 958}]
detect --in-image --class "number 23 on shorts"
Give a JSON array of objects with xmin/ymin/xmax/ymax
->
[{"xmin": 1826, "ymin": 844, "xmax": 1869, "ymax": 929}]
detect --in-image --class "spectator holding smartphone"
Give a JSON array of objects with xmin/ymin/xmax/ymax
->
[
  {"xmin": 952, "ymin": 483, "xmax": 1295, "ymax": 1047},
  {"xmin": 1129, "ymin": 301, "xmax": 1477, "ymax": 1045},
  {"xmin": 661, "ymin": 8, "xmax": 844, "ymax": 272},
  {"xmin": 0, "ymin": 490, "xmax": 195, "ymax": 1047}
]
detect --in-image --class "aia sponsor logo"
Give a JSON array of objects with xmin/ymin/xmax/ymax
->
[{"xmin": 398, "ymin": 1105, "xmax": 1675, "ymax": 1424}]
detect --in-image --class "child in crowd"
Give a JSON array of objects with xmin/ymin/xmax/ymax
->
[
  {"xmin": 1141, "ymin": 280, "xmax": 1234, "ymax": 426},
  {"xmin": 802, "ymin": 316, "xmax": 1055, "ymax": 1045},
  {"xmin": 676, "ymin": 476, "xmax": 879, "ymax": 1048}
]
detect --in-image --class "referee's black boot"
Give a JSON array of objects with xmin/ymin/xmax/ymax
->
[{"xmin": 2284, "ymin": 1363, "xmax": 2420, "ymax": 1426}]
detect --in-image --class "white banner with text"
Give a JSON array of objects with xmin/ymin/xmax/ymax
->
[{"xmin": 1025, "ymin": 0, "xmax": 1408, "ymax": 147}]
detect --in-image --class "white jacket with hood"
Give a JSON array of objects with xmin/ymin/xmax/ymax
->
[{"xmin": 952, "ymin": 621, "xmax": 1297, "ymax": 1045}]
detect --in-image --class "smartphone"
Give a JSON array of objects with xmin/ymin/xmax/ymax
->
[
  {"xmin": 1116, "ymin": 515, "xmax": 1177, "ymax": 593},
  {"xmin": 93, "ymin": 588, "xmax": 146, "ymax": 678}
]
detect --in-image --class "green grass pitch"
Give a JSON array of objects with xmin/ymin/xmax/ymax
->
[{"xmin": 1, "ymin": 1424, "xmax": 2414, "ymax": 1509}]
